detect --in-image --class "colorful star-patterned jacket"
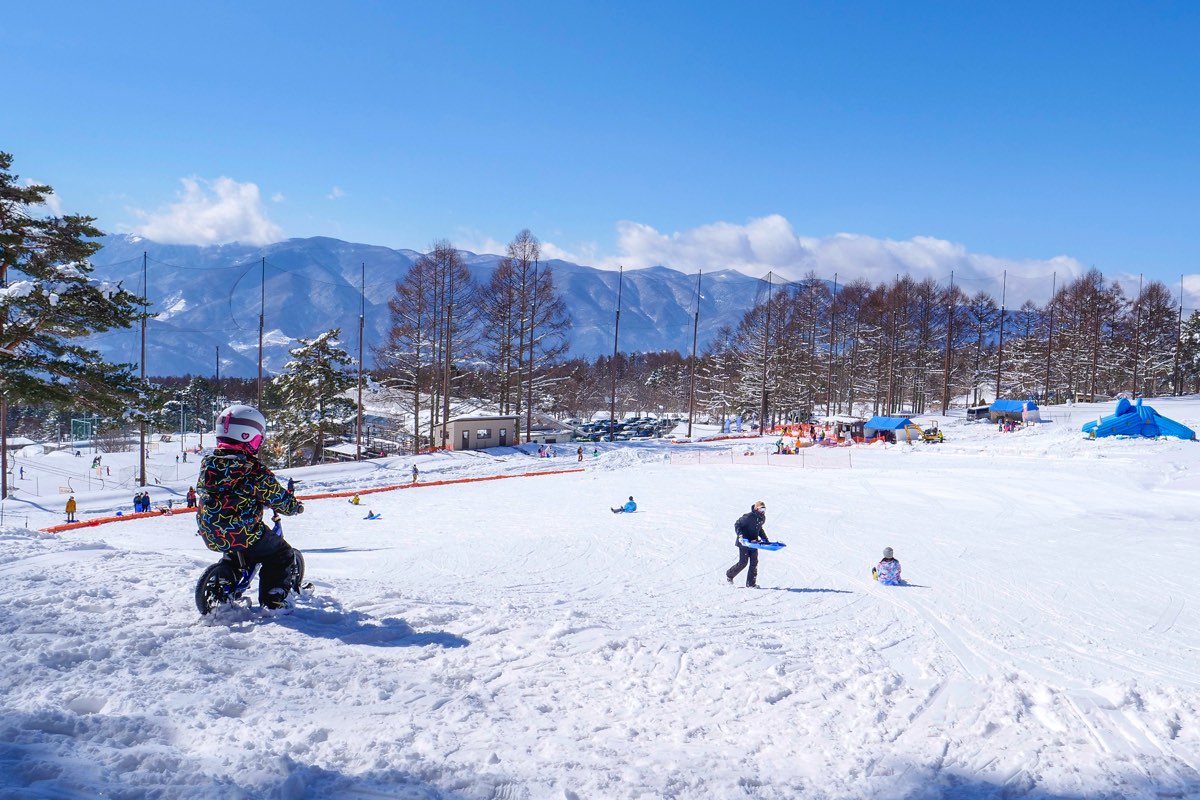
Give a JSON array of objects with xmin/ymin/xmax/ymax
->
[{"xmin": 196, "ymin": 449, "xmax": 303, "ymax": 552}]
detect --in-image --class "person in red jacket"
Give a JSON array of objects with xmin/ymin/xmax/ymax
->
[{"xmin": 197, "ymin": 404, "xmax": 304, "ymax": 608}]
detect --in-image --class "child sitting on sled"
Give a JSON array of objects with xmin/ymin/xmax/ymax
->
[
  {"xmin": 872, "ymin": 547, "xmax": 902, "ymax": 585},
  {"xmin": 611, "ymin": 496, "xmax": 637, "ymax": 514}
]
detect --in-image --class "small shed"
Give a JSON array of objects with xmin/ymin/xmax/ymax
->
[
  {"xmin": 863, "ymin": 416, "xmax": 923, "ymax": 443},
  {"xmin": 989, "ymin": 399, "xmax": 1041, "ymax": 423},
  {"xmin": 445, "ymin": 415, "xmax": 518, "ymax": 451}
]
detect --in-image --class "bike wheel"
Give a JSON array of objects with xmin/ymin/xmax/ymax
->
[
  {"xmin": 289, "ymin": 550, "xmax": 306, "ymax": 592},
  {"xmin": 195, "ymin": 562, "xmax": 239, "ymax": 615}
]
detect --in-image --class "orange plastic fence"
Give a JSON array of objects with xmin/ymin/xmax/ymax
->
[{"xmin": 41, "ymin": 467, "xmax": 584, "ymax": 534}]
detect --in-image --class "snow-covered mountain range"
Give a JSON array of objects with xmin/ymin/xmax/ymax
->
[{"xmin": 87, "ymin": 235, "xmax": 765, "ymax": 377}]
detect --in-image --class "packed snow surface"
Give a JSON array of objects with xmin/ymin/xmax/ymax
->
[{"xmin": 3, "ymin": 399, "xmax": 1200, "ymax": 799}]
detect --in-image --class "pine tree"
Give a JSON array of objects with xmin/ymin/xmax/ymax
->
[
  {"xmin": 266, "ymin": 329, "xmax": 357, "ymax": 465},
  {"xmin": 0, "ymin": 152, "xmax": 147, "ymax": 410}
]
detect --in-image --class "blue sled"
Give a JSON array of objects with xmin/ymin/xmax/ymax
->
[{"xmin": 739, "ymin": 539, "xmax": 786, "ymax": 551}]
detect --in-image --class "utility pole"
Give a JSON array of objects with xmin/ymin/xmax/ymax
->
[
  {"xmin": 356, "ymin": 262, "xmax": 365, "ymax": 461},
  {"xmin": 941, "ymin": 272, "xmax": 954, "ymax": 415},
  {"xmin": 994, "ymin": 270, "xmax": 1007, "ymax": 401},
  {"xmin": 759, "ymin": 273, "xmax": 772, "ymax": 435},
  {"xmin": 827, "ymin": 273, "xmax": 838, "ymax": 416},
  {"xmin": 526, "ymin": 258, "xmax": 538, "ymax": 443},
  {"xmin": 1174, "ymin": 276, "xmax": 1184, "ymax": 395},
  {"xmin": 257, "ymin": 257, "xmax": 265, "ymax": 406},
  {"xmin": 608, "ymin": 267, "xmax": 623, "ymax": 440},
  {"xmin": 138, "ymin": 251, "xmax": 147, "ymax": 488},
  {"xmin": 687, "ymin": 271, "xmax": 702, "ymax": 438},
  {"xmin": 1131, "ymin": 273, "xmax": 1143, "ymax": 397},
  {"xmin": 1043, "ymin": 273, "xmax": 1056, "ymax": 404}
]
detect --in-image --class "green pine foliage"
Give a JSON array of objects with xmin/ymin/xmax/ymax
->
[
  {"xmin": 266, "ymin": 328, "xmax": 358, "ymax": 465},
  {"xmin": 0, "ymin": 152, "xmax": 148, "ymax": 414}
]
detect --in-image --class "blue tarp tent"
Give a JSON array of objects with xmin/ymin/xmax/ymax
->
[
  {"xmin": 863, "ymin": 416, "xmax": 921, "ymax": 442},
  {"xmin": 989, "ymin": 399, "xmax": 1040, "ymax": 422},
  {"xmin": 1081, "ymin": 398, "xmax": 1195, "ymax": 440}
]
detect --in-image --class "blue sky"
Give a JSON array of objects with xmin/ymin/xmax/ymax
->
[{"xmin": 6, "ymin": 1, "xmax": 1199, "ymax": 300}]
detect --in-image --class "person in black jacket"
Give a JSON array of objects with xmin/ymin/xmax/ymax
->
[{"xmin": 726, "ymin": 500, "xmax": 769, "ymax": 588}]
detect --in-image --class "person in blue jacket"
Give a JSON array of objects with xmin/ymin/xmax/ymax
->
[
  {"xmin": 611, "ymin": 496, "xmax": 637, "ymax": 514},
  {"xmin": 726, "ymin": 501, "xmax": 769, "ymax": 587}
]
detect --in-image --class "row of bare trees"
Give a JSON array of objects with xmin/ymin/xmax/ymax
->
[
  {"xmin": 372, "ymin": 231, "xmax": 570, "ymax": 449},
  {"xmin": 681, "ymin": 268, "xmax": 1196, "ymax": 426},
  {"xmin": 372, "ymin": 232, "xmax": 1200, "ymax": 445}
]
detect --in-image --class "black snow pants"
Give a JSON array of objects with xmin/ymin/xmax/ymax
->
[
  {"xmin": 726, "ymin": 544, "xmax": 759, "ymax": 587},
  {"xmin": 240, "ymin": 527, "xmax": 298, "ymax": 606}
]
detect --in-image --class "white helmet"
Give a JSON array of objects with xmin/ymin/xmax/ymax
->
[{"xmin": 215, "ymin": 404, "xmax": 266, "ymax": 453}]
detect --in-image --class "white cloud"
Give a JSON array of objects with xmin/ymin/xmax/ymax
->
[
  {"xmin": 548, "ymin": 215, "xmax": 1089, "ymax": 305},
  {"xmin": 271, "ymin": 192, "xmax": 286, "ymax": 203},
  {"xmin": 129, "ymin": 177, "xmax": 283, "ymax": 246},
  {"xmin": 25, "ymin": 180, "xmax": 64, "ymax": 215},
  {"xmin": 328, "ymin": 187, "xmax": 346, "ymax": 201}
]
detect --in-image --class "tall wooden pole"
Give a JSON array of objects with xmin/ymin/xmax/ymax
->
[
  {"xmin": 827, "ymin": 273, "xmax": 838, "ymax": 416},
  {"xmin": 941, "ymin": 271, "xmax": 954, "ymax": 415},
  {"xmin": 994, "ymin": 270, "xmax": 1007, "ymax": 401},
  {"xmin": 1174, "ymin": 275, "xmax": 1184, "ymax": 395},
  {"xmin": 441, "ymin": 260, "xmax": 454, "ymax": 449},
  {"xmin": 356, "ymin": 262, "xmax": 365, "ymax": 460},
  {"xmin": 0, "ymin": 247, "xmax": 8, "ymax": 500},
  {"xmin": 759, "ymin": 273, "xmax": 772, "ymax": 435},
  {"xmin": 257, "ymin": 257, "xmax": 265, "ymax": 406},
  {"xmin": 1131, "ymin": 273, "xmax": 1143, "ymax": 396},
  {"xmin": 608, "ymin": 267, "xmax": 623, "ymax": 440},
  {"xmin": 138, "ymin": 251, "xmax": 147, "ymax": 487},
  {"xmin": 687, "ymin": 271, "xmax": 702, "ymax": 438},
  {"xmin": 1043, "ymin": 272, "xmax": 1056, "ymax": 404},
  {"xmin": 526, "ymin": 258, "xmax": 537, "ymax": 443}
]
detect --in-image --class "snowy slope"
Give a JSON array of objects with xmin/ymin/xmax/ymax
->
[{"xmin": 2, "ymin": 400, "xmax": 1200, "ymax": 799}]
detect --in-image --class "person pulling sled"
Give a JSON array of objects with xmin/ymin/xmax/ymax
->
[
  {"xmin": 726, "ymin": 500, "xmax": 770, "ymax": 588},
  {"xmin": 196, "ymin": 404, "xmax": 305, "ymax": 611}
]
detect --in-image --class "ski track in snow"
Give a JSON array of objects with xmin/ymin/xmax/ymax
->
[{"xmin": 2, "ymin": 403, "xmax": 1200, "ymax": 798}]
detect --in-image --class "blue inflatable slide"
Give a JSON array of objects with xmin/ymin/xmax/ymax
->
[{"xmin": 1081, "ymin": 397, "xmax": 1195, "ymax": 440}]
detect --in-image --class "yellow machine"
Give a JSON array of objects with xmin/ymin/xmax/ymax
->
[{"xmin": 921, "ymin": 421, "xmax": 945, "ymax": 443}]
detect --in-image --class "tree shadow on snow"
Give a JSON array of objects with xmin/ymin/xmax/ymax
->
[{"xmin": 271, "ymin": 596, "xmax": 469, "ymax": 649}]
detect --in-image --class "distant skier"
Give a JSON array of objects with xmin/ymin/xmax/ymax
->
[
  {"xmin": 611, "ymin": 496, "xmax": 637, "ymax": 514},
  {"xmin": 577, "ymin": 446, "xmax": 584, "ymax": 462},
  {"xmin": 872, "ymin": 547, "xmax": 902, "ymax": 585},
  {"xmin": 412, "ymin": 464, "xmax": 419, "ymax": 483},
  {"xmin": 65, "ymin": 495, "xmax": 77, "ymax": 522},
  {"xmin": 196, "ymin": 404, "xmax": 304, "ymax": 609},
  {"xmin": 186, "ymin": 486, "xmax": 197, "ymax": 508},
  {"xmin": 349, "ymin": 494, "xmax": 361, "ymax": 505},
  {"xmin": 726, "ymin": 501, "xmax": 769, "ymax": 588}
]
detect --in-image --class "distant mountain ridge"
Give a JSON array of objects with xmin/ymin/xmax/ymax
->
[{"xmin": 87, "ymin": 235, "xmax": 764, "ymax": 377}]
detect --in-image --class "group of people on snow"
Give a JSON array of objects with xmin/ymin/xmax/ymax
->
[
  {"xmin": 132, "ymin": 491, "xmax": 153, "ymax": 513},
  {"xmin": 608, "ymin": 492, "xmax": 903, "ymax": 589}
]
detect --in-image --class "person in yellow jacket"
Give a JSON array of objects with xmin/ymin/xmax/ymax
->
[{"xmin": 65, "ymin": 496, "xmax": 77, "ymax": 522}]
